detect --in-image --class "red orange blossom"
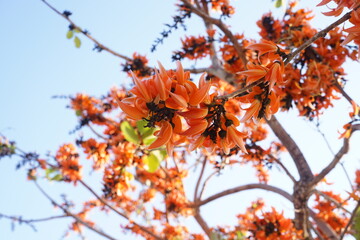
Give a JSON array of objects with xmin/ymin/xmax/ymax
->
[{"xmin": 118, "ymin": 62, "xmax": 248, "ymax": 155}]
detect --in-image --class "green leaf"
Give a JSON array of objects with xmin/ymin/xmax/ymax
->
[
  {"xmin": 74, "ymin": 36, "xmax": 81, "ymax": 48},
  {"xmin": 50, "ymin": 174, "xmax": 63, "ymax": 181},
  {"xmin": 120, "ymin": 121, "xmax": 140, "ymax": 144},
  {"xmin": 236, "ymin": 231, "xmax": 246, "ymax": 240},
  {"xmin": 143, "ymin": 151, "xmax": 162, "ymax": 173},
  {"xmin": 136, "ymin": 119, "xmax": 147, "ymax": 134},
  {"xmin": 274, "ymin": 0, "xmax": 284, "ymax": 8},
  {"xmin": 45, "ymin": 168, "xmax": 62, "ymax": 181},
  {"xmin": 45, "ymin": 168, "xmax": 56, "ymax": 179},
  {"xmin": 353, "ymin": 208, "xmax": 360, "ymax": 239},
  {"xmin": 75, "ymin": 110, "xmax": 82, "ymax": 116},
  {"xmin": 136, "ymin": 119, "xmax": 155, "ymax": 138},
  {"xmin": 143, "ymin": 135, "xmax": 156, "ymax": 145},
  {"xmin": 66, "ymin": 30, "xmax": 74, "ymax": 39}
]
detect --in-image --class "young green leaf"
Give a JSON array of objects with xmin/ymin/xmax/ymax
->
[
  {"xmin": 120, "ymin": 121, "xmax": 140, "ymax": 144},
  {"xmin": 74, "ymin": 36, "xmax": 81, "ymax": 48},
  {"xmin": 143, "ymin": 152, "xmax": 160, "ymax": 173},
  {"xmin": 50, "ymin": 174, "xmax": 63, "ymax": 181},
  {"xmin": 143, "ymin": 135, "xmax": 156, "ymax": 145},
  {"xmin": 66, "ymin": 30, "xmax": 74, "ymax": 39},
  {"xmin": 137, "ymin": 119, "xmax": 155, "ymax": 138},
  {"xmin": 274, "ymin": 0, "xmax": 284, "ymax": 8}
]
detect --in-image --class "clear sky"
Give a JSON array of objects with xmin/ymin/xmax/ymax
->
[{"xmin": 1, "ymin": 0, "xmax": 359, "ymax": 239}]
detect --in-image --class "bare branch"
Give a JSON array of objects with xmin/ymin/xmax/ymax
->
[
  {"xmin": 194, "ymin": 157, "xmax": 207, "ymax": 202},
  {"xmin": 334, "ymin": 80, "xmax": 356, "ymax": 105},
  {"xmin": 194, "ymin": 210, "xmax": 213, "ymax": 238},
  {"xmin": 267, "ymin": 116, "xmax": 313, "ymax": 181},
  {"xmin": 312, "ymin": 124, "xmax": 360, "ymax": 186},
  {"xmin": 271, "ymin": 154, "xmax": 297, "ymax": 183},
  {"xmin": 198, "ymin": 170, "xmax": 218, "ymax": 200},
  {"xmin": 79, "ymin": 180, "xmax": 165, "ymax": 240},
  {"xmin": 34, "ymin": 181, "xmax": 118, "ymax": 240},
  {"xmin": 197, "ymin": 183, "xmax": 293, "ymax": 206}
]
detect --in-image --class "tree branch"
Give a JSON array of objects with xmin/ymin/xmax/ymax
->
[
  {"xmin": 181, "ymin": 0, "xmax": 248, "ymax": 67},
  {"xmin": 194, "ymin": 157, "xmax": 207, "ymax": 202},
  {"xmin": 34, "ymin": 181, "xmax": 118, "ymax": 240},
  {"xmin": 79, "ymin": 180, "xmax": 165, "ymax": 240},
  {"xmin": 41, "ymin": 0, "xmax": 132, "ymax": 61},
  {"xmin": 284, "ymin": 5, "xmax": 360, "ymax": 65},
  {"xmin": 312, "ymin": 124, "xmax": 360, "ymax": 186},
  {"xmin": 267, "ymin": 116, "xmax": 313, "ymax": 181},
  {"xmin": 196, "ymin": 183, "xmax": 293, "ymax": 206}
]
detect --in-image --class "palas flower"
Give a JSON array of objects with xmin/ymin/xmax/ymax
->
[
  {"xmin": 119, "ymin": 62, "xmax": 213, "ymax": 154},
  {"xmin": 247, "ymin": 40, "xmax": 279, "ymax": 58},
  {"xmin": 238, "ymin": 62, "xmax": 268, "ymax": 85}
]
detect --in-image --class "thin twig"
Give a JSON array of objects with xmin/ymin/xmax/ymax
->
[
  {"xmin": 215, "ymin": 78, "xmax": 263, "ymax": 101},
  {"xmin": 194, "ymin": 157, "xmax": 207, "ymax": 202},
  {"xmin": 312, "ymin": 124, "xmax": 360, "ymax": 186},
  {"xmin": 312, "ymin": 138, "xmax": 350, "ymax": 186},
  {"xmin": 270, "ymin": 153, "xmax": 297, "ymax": 183},
  {"xmin": 334, "ymin": 80, "xmax": 356, "ymax": 105},
  {"xmin": 34, "ymin": 181, "xmax": 118, "ymax": 240},
  {"xmin": 314, "ymin": 190, "xmax": 351, "ymax": 214},
  {"xmin": 78, "ymin": 180, "xmax": 164, "ymax": 240},
  {"xmin": 198, "ymin": 170, "xmax": 218, "ymax": 200},
  {"xmin": 87, "ymin": 124, "xmax": 108, "ymax": 140},
  {"xmin": 41, "ymin": 0, "xmax": 132, "ymax": 62}
]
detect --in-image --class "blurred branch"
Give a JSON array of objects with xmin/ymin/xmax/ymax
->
[
  {"xmin": 194, "ymin": 157, "xmax": 207, "ymax": 202},
  {"xmin": 271, "ymin": 154, "xmax": 296, "ymax": 183},
  {"xmin": 314, "ymin": 190, "xmax": 351, "ymax": 214},
  {"xmin": 198, "ymin": 170, "xmax": 218, "ymax": 200},
  {"xmin": 267, "ymin": 116, "xmax": 313, "ymax": 181},
  {"xmin": 79, "ymin": 180, "xmax": 165, "ymax": 240},
  {"xmin": 34, "ymin": 181, "xmax": 118, "ymax": 240},
  {"xmin": 309, "ymin": 209, "xmax": 339, "ymax": 239},
  {"xmin": 196, "ymin": 183, "xmax": 293, "ymax": 206},
  {"xmin": 312, "ymin": 124, "xmax": 360, "ymax": 186},
  {"xmin": 0, "ymin": 213, "xmax": 68, "ymax": 231},
  {"xmin": 334, "ymin": 80, "xmax": 356, "ymax": 105}
]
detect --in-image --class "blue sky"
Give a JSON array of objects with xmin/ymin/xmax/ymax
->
[{"xmin": 1, "ymin": 0, "xmax": 360, "ymax": 239}]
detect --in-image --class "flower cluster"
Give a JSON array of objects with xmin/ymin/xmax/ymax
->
[
  {"xmin": 118, "ymin": 62, "xmax": 248, "ymax": 155},
  {"xmin": 55, "ymin": 143, "xmax": 82, "ymax": 183},
  {"xmin": 236, "ymin": 200, "xmax": 303, "ymax": 239}
]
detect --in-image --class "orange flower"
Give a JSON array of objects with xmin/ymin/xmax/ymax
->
[
  {"xmin": 148, "ymin": 121, "xmax": 173, "ymax": 150},
  {"xmin": 119, "ymin": 62, "xmax": 214, "ymax": 153},
  {"xmin": 55, "ymin": 143, "xmax": 82, "ymax": 183},
  {"xmin": 247, "ymin": 40, "xmax": 279, "ymax": 58},
  {"xmin": 238, "ymin": 62, "xmax": 268, "ymax": 85}
]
